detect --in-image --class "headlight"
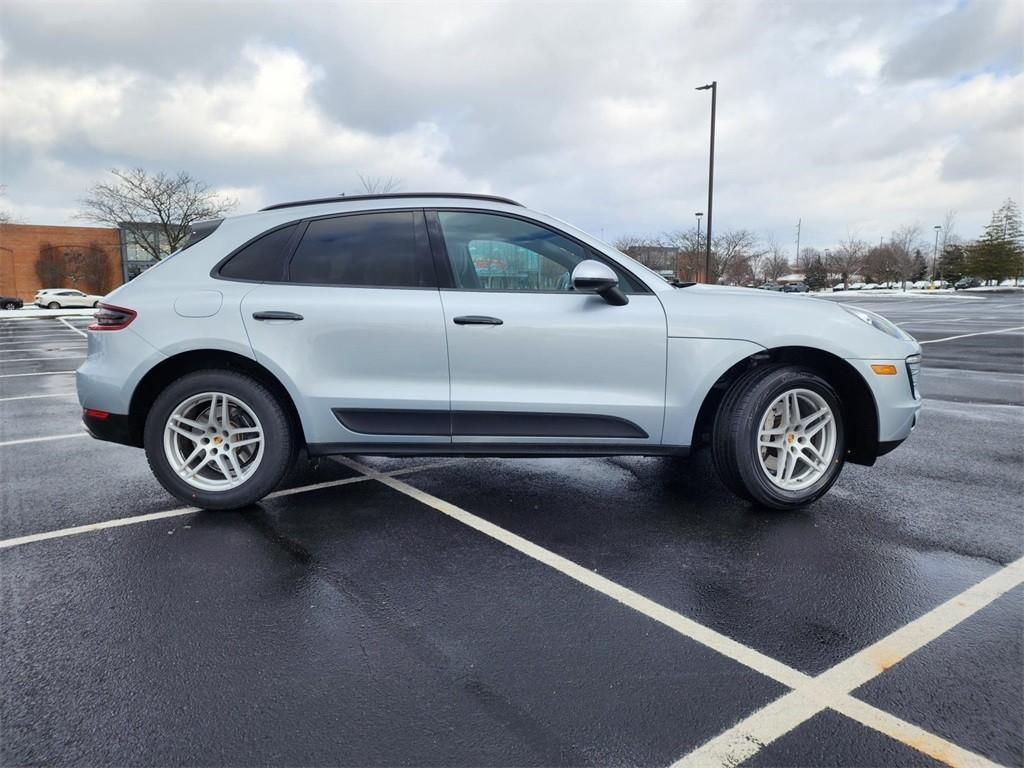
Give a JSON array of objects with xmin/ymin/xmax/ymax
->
[{"xmin": 840, "ymin": 304, "xmax": 910, "ymax": 340}]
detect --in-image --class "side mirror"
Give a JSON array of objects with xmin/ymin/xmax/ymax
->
[{"xmin": 571, "ymin": 260, "xmax": 628, "ymax": 305}]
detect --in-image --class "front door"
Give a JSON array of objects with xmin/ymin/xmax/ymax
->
[{"xmin": 431, "ymin": 210, "xmax": 667, "ymax": 446}]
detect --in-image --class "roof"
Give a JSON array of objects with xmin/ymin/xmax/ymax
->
[{"xmin": 260, "ymin": 192, "xmax": 523, "ymax": 212}]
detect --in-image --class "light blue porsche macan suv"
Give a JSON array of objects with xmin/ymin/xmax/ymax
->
[{"xmin": 77, "ymin": 193, "xmax": 922, "ymax": 511}]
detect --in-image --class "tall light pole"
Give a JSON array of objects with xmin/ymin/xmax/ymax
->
[
  {"xmin": 696, "ymin": 81, "xmax": 716, "ymax": 283},
  {"xmin": 695, "ymin": 211, "xmax": 703, "ymax": 255},
  {"xmin": 932, "ymin": 225, "xmax": 941, "ymax": 281}
]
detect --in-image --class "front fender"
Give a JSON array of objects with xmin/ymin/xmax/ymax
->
[{"xmin": 662, "ymin": 337, "xmax": 766, "ymax": 447}]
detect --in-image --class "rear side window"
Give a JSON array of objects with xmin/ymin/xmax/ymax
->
[
  {"xmin": 220, "ymin": 224, "xmax": 298, "ymax": 281},
  {"xmin": 287, "ymin": 211, "xmax": 433, "ymax": 288}
]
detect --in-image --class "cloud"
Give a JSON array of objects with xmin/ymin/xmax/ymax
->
[
  {"xmin": 0, "ymin": 0, "xmax": 1020, "ymax": 251},
  {"xmin": 882, "ymin": 0, "xmax": 1024, "ymax": 82}
]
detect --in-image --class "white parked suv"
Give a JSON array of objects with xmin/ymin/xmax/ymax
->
[{"xmin": 76, "ymin": 193, "xmax": 922, "ymax": 511}]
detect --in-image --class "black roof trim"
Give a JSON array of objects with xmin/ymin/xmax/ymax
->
[{"xmin": 260, "ymin": 192, "xmax": 523, "ymax": 212}]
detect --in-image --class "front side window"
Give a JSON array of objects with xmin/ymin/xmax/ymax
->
[
  {"xmin": 436, "ymin": 211, "xmax": 639, "ymax": 292},
  {"xmin": 288, "ymin": 211, "xmax": 433, "ymax": 288}
]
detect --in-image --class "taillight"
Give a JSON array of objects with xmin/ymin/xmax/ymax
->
[{"xmin": 88, "ymin": 303, "xmax": 137, "ymax": 331}]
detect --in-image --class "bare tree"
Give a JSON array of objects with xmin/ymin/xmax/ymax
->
[
  {"xmin": 714, "ymin": 229, "xmax": 765, "ymax": 285},
  {"xmin": 0, "ymin": 185, "xmax": 13, "ymax": 225},
  {"xmin": 77, "ymin": 168, "xmax": 237, "ymax": 260},
  {"xmin": 35, "ymin": 243, "xmax": 66, "ymax": 287},
  {"xmin": 864, "ymin": 243, "xmax": 912, "ymax": 284},
  {"xmin": 759, "ymin": 236, "xmax": 791, "ymax": 282},
  {"xmin": 795, "ymin": 247, "xmax": 822, "ymax": 273},
  {"xmin": 890, "ymin": 224, "xmax": 923, "ymax": 260},
  {"xmin": 612, "ymin": 234, "xmax": 652, "ymax": 255},
  {"xmin": 828, "ymin": 234, "xmax": 868, "ymax": 286},
  {"xmin": 357, "ymin": 173, "xmax": 402, "ymax": 194},
  {"xmin": 72, "ymin": 243, "xmax": 112, "ymax": 294}
]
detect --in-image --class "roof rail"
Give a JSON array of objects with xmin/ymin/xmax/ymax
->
[{"xmin": 260, "ymin": 192, "xmax": 523, "ymax": 212}]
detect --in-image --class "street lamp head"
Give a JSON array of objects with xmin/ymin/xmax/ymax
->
[
  {"xmin": 934, "ymin": 225, "xmax": 942, "ymax": 230},
  {"xmin": 695, "ymin": 212, "xmax": 703, "ymax": 217},
  {"xmin": 696, "ymin": 83, "xmax": 714, "ymax": 91}
]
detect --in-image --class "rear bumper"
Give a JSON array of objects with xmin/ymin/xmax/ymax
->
[{"xmin": 82, "ymin": 410, "xmax": 140, "ymax": 447}]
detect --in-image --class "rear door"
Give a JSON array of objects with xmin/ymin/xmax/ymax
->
[
  {"xmin": 237, "ymin": 210, "xmax": 451, "ymax": 448},
  {"xmin": 430, "ymin": 209, "xmax": 668, "ymax": 446}
]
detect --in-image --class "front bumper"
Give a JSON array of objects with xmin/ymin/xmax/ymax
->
[{"xmin": 846, "ymin": 356, "xmax": 922, "ymax": 445}]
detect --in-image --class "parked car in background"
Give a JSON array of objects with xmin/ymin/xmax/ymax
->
[
  {"xmin": 76, "ymin": 192, "xmax": 922, "ymax": 513},
  {"xmin": 954, "ymin": 277, "xmax": 982, "ymax": 290},
  {"xmin": 999, "ymin": 278, "xmax": 1024, "ymax": 287},
  {"xmin": 1, "ymin": 295, "xmax": 24, "ymax": 310},
  {"xmin": 758, "ymin": 283, "xmax": 783, "ymax": 291},
  {"xmin": 833, "ymin": 283, "xmax": 846, "ymax": 291},
  {"xmin": 35, "ymin": 289, "xmax": 103, "ymax": 308},
  {"xmin": 848, "ymin": 282, "xmax": 865, "ymax": 290},
  {"xmin": 912, "ymin": 280, "xmax": 930, "ymax": 289},
  {"xmin": 34, "ymin": 288, "xmax": 62, "ymax": 303},
  {"xmin": 781, "ymin": 283, "xmax": 808, "ymax": 293},
  {"xmin": 863, "ymin": 283, "xmax": 881, "ymax": 290}
]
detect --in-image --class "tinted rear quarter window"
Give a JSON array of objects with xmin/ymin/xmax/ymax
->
[
  {"xmin": 288, "ymin": 211, "xmax": 432, "ymax": 287},
  {"xmin": 219, "ymin": 224, "xmax": 299, "ymax": 281}
]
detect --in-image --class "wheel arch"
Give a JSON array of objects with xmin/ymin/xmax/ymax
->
[
  {"xmin": 127, "ymin": 349, "xmax": 306, "ymax": 449},
  {"xmin": 692, "ymin": 345, "xmax": 880, "ymax": 465}
]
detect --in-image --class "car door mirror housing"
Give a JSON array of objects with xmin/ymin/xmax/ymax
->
[{"xmin": 571, "ymin": 260, "xmax": 628, "ymax": 305}]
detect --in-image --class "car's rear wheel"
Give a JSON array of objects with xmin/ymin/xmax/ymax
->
[
  {"xmin": 712, "ymin": 366, "xmax": 845, "ymax": 509},
  {"xmin": 47, "ymin": 301, "xmax": 60, "ymax": 309},
  {"xmin": 144, "ymin": 370, "xmax": 296, "ymax": 510},
  {"xmin": 2, "ymin": 301, "xmax": 17, "ymax": 310}
]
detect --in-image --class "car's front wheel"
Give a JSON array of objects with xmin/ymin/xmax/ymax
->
[
  {"xmin": 1, "ymin": 301, "xmax": 17, "ymax": 310},
  {"xmin": 144, "ymin": 370, "xmax": 296, "ymax": 510},
  {"xmin": 712, "ymin": 366, "xmax": 845, "ymax": 509}
]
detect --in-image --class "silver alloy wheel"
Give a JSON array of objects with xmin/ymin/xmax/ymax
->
[
  {"xmin": 757, "ymin": 388, "xmax": 837, "ymax": 491},
  {"xmin": 163, "ymin": 391, "xmax": 264, "ymax": 491}
]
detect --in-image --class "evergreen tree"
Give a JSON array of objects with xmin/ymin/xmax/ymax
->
[
  {"xmin": 967, "ymin": 199, "xmax": 1024, "ymax": 281},
  {"xmin": 910, "ymin": 249, "xmax": 928, "ymax": 281},
  {"xmin": 937, "ymin": 244, "xmax": 967, "ymax": 282}
]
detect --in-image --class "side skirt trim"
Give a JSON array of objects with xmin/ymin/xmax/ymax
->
[{"xmin": 332, "ymin": 408, "xmax": 650, "ymax": 439}]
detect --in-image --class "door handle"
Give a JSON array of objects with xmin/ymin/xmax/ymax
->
[
  {"xmin": 453, "ymin": 315, "xmax": 503, "ymax": 326},
  {"xmin": 252, "ymin": 311, "xmax": 304, "ymax": 321}
]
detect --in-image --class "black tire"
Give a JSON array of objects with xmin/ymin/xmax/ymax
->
[
  {"xmin": 712, "ymin": 366, "xmax": 845, "ymax": 510},
  {"xmin": 47, "ymin": 301, "xmax": 60, "ymax": 309},
  {"xmin": 144, "ymin": 369, "xmax": 297, "ymax": 510},
  {"xmin": 1, "ymin": 302, "xmax": 16, "ymax": 310},
  {"xmin": 92, "ymin": 301, "xmax": 99, "ymax": 308}
]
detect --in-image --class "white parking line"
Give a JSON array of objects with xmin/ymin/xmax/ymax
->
[
  {"xmin": 335, "ymin": 457, "xmax": 1008, "ymax": 767},
  {"xmin": 676, "ymin": 559, "xmax": 1023, "ymax": 767},
  {"xmin": 0, "ymin": 355, "xmax": 86, "ymax": 363},
  {"xmin": 0, "ymin": 370, "xmax": 76, "ymax": 378},
  {"xmin": 0, "ymin": 392, "xmax": 77, "ymax": 403},
  {"xmin": 59, "ymin": 317, "xmax": 89, "ymax": 337},
  {"xmin": 0, "ymin": 432, "xmax": 89, "ymax": 447},
  {"xmin": 920, "ymin": 325, "xmax": 1024, "ymax": 344},
  {"xmin": 0, "ymin": 462, "xmax": 449, "ymax": 550},
  {"xmin": 0, "ymin": 349, "xmax": 85, "ymax": 356},
  {"xmin": 0, "ymin": 334, "xmax": 85, "ymax": 341}
]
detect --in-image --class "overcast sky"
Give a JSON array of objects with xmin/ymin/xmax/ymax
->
[{"xmin": 1, "ymin": 0, "xmax": 1021, "ymax": 251}]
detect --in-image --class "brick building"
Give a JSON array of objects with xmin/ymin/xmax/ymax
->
[{"xmin": 0, "ymin": 223, "xmax": 123, "ymax": 301}]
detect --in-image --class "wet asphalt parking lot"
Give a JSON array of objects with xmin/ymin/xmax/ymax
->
[{"xmin": 1, "ymin": 293, "xmax": 1022, "ymax": 767}]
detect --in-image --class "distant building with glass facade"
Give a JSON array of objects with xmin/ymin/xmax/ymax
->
[{"xmin": 119, "ymin": 223, "xmax": 172, "ymax": 282}]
